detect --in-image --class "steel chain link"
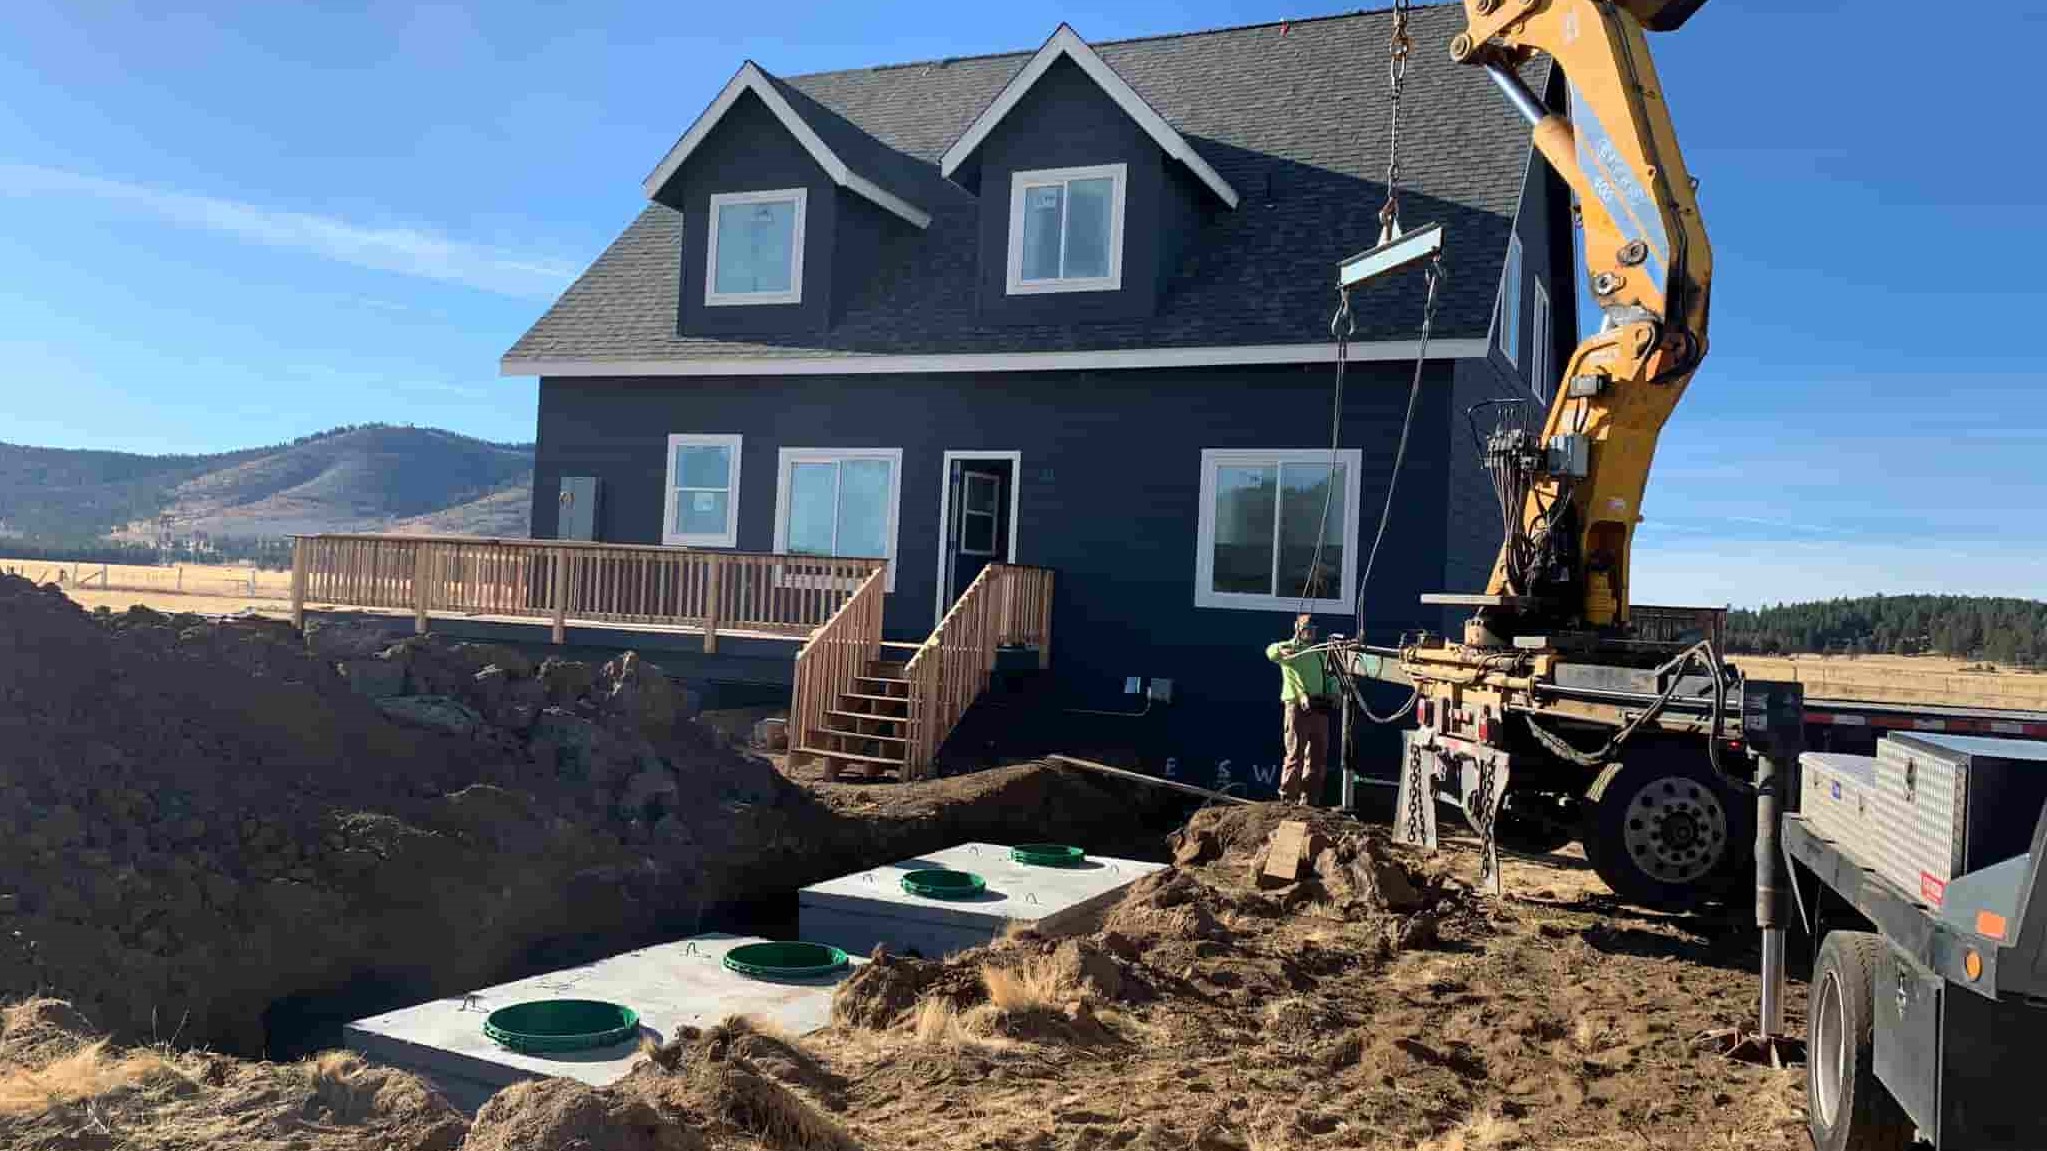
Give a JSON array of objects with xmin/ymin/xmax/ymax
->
[
  {"xmin": 1381, "ymin": 0, "xmax": 1416, "ymax": 237},
  {"xmin": 1404, "ymin": 743, "xmax": 1427, "ymax": 843},
  {"xmin": 1475, "ymin": 756, "xmax": 1499, "ymax": 887}
]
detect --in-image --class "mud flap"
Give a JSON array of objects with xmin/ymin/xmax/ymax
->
[
  {"xmin": 1395, "ymin": 729, "xmax": 1442, "ymax": 850},
  {"xmin": 1397, "ymin": 729, "xmax": 1513, "ymax": 896},
  {"xmin": 1451, "ymin": 741, "xmax": 1512, "ymax": 897}
]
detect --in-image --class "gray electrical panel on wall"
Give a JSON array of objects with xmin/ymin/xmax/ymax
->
[{"xmin": 558, "ymin": 476, "xmax": 599, "ymax": 541}]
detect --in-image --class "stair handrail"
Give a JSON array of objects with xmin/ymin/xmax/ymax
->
[
  {"xmin": 901, "ymin": 564, "xmax": 1055, "ymax": 777},
  {"xmin": 790, "ymin": 565, "xmax": 888, "ymax": 755}
]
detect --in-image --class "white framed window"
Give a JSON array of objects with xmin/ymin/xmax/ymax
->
[
  {"xmin": 705, "ymin": 188, "xmax": 806, "ymax": 306},
  {"xmin": 958, "ymin": 471, "xmax": 1000, "ymax": 557},
  {"xmin": 662, "ymin": 433, "xmax": 742, "ymax": 547},
  {"xmin": 1531, "ymin": 281, "xmax": 1553, "ymax": 402},
  {"xmin": 1495, "ymin": 233, "xmax": 1523, "ymax": 365},
  {"xmin": 773, "ymin": 448, "xmax": 903, "ymax": 590},
  {"xmin": 1194, "ymin": 448, "xmax": 1362, "ymax": 614},
  {"xmin": 1005, "ymin": 163, "xmax": 1126, "ymax": 295}
]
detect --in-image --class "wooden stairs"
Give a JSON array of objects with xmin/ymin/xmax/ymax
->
[{"xmin": 796, "ymin": 657, "xmax": 915, "ymax": 779}]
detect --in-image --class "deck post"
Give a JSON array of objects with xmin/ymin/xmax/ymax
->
[
  {"xmin": 1037, "ymin": 570, "xmax": 1054, "ymax": 669},
  {"xmin": 412, "ymin": 544, "xmax": 431, "ymax": 634},
  {"xmin": 290, "ymin": 538, "xmax": 307, "ymax": 631},
  {"xmin": 703, "ymin": 554, "xmax": 722, "ymax": 654},
  {"xmin": 549, "ymin": 547, "xmax": 569, "ymax": 645}
]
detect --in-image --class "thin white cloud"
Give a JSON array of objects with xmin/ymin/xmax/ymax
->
[{"xmin": 0, "ymin": 162, "xmax": 575, "ymax": 299}]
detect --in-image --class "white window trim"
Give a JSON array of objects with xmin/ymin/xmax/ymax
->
[
  {"xmin": 1495, "ymin": 233, "xmax": 1523, "ymax": 366},
  {"xmin": 772, "ymin": 447, "xmax": 903, "ymax": 591},
  {"xmin": 704, "ymin": 187, "xmax": 807, "ymax": 306},
  {"xmin": 661, "ymin": 433, "xmax": 742, "ymax": 547},
  {"xmin": 1194, "ymin": 448, "xmax": 1363, "ymax": 614},
  {"xmin": 932, "ymin": 450, "xmax": 1023, "ymax": 625},
  {"xmin": 1531, "ymin": 281, "xmax": 1553, "ymax": 402},
  {"xmin": 1005, "ymin": 163, "xmax": 1126, "ymax": 295}
]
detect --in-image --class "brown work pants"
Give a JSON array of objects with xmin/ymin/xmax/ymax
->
[{"xmin": 1280, "ymin": 701, "xmax": 1330, "ymax": 805}]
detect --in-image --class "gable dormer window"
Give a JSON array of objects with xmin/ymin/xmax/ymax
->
[
  {"xmin": 705, "ymin": 188, "xmax": 806, "ymax": 306},
  {"xmin": 1006, "ymin": 163, "xmax": 1125, "ymax": 294}
]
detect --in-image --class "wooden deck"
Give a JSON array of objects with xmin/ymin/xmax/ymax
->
[
  {"xmin": 290, "ymin": 533, "xmax": 883, "ymax": 651},
  {"xmin": 290, "ymin": 534, "xmax": 1053, "ymax": 776}
]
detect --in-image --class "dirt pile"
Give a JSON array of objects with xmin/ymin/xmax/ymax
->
[
  {"xmin": 466, "ymin": 1017, "xmax": 858, "ymax": 1151},
  {"xmin": 0, "ymin": 997, "xmax": 468, "ymax": 1151},
  {"xmin": 0, "ymin": 574, "xmax": 1174, "ymax": 1055},
  {"xmin": 803, "ymin": 804, "xmax": 1804, "ymax": 1150},
  {"xmin": 0, "ymin": 573, "xmax": 811, "ymax": 1052}
]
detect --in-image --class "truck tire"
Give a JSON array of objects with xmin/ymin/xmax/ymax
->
[
  {"xmin": 1808, "ymin": 932, "xmax": 1914, "ymax": 1151},
  {"xmin": 1581, "ymin": 749, "xmax": 1749, "ymax": 909}
]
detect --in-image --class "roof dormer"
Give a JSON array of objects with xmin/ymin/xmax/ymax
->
[{"xmin": 940, "ymin": 25, "xmax": 1238, "ymax": 209}]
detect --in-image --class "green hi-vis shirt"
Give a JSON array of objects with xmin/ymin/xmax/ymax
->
[{"xmin": 1266, "ymin": 641, "xmax": 1331, "ymax": 705}]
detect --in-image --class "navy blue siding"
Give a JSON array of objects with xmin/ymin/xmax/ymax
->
[
  {"xmin": 532, "ymin": 361, "xmax": 1452, "ymax": 785},
  {"xmin": 657, "ymin": 90, "xmax": 842, "ymax": 339},
  {"xmin": 963, "ymin": 57, "xmax": 1170, "ymax": 326}
]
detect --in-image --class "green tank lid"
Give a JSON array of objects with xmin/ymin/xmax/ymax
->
[
  {"xmin": 721, "ymin": 940, "xmax": 851, "ymax": 980},
  {"xmin": 900, "ymin": 868, "xmax": 988, "ymax": 900},
  {"xmin": 1011, "ymin": 843, "xmax": 1087, "ymax": 868},
  {"xmin": 483, "ymin": 999, "xmax": 639, "ymax": 1054}
]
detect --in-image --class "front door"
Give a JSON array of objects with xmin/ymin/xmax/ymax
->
[{"xmin": 942, "ymin": 457, "xmax": 1012, "ymax": 607}]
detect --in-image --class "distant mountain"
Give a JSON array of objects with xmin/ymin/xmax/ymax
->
[{"xmin": 0, "ymin": 425, "xmax": 533, "ymax": 544}]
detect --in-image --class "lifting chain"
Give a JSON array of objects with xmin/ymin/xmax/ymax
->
[
  {"xmin": 1380, "ymin": 0, "xmax": 1416, "ymax": 242},
  {"xmin": 1474, "ymin": 755, "xmax": 1500, "ymax": 889},
  {"xmin": 1403, "ymin": 742, "xmax": 1429, "ymax": 844}
]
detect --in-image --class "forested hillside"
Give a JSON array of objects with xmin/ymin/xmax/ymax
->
[{"xmin": 1726, "ymin": 595, "xmax": 2047, "ymax": 665}]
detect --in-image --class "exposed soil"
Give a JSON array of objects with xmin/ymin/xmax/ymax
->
[
  {"xmin": 0, "ymin": 573, "xmax": 1168, "ymax": 1058},
  {"xmin": 0, "ymin": 570, "xmax": 1809, "ymax": 1148}
]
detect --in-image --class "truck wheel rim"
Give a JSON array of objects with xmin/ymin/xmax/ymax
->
[
  {"xmin": 1621, "ymin": 775, "xmax": 1728, "ymax": 884},
  {"xmin": 1813, "ymin": 970, "xmax": 1846, "ymax": 1127}
]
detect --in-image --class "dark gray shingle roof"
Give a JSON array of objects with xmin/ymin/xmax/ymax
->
[{"xmin": 507, "ymin": 5, "xmax": 1541, "ymax": 367}]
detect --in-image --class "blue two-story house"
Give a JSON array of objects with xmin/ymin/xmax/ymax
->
[{"xmin": 502, "ymin": 7, "xmax": 1576, "ymax": 788}]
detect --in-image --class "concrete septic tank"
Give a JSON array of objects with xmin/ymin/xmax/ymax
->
[
  {"xmin": 799, "ymin": 842, "xmax": 1167, "ymax": 958},
  {"xmin": 343, "ymin": 933, "xmax": 861, "ymax": 1111}
]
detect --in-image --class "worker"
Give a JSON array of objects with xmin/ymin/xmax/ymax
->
[{"xmin": 1267, "ymin": 614, "xmax": 1333, "ymax": 805}]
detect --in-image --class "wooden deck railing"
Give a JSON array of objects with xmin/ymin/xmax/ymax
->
[
  {"xmin": 789, "ymin": 567, "xmax": 889, "ymax": 756},
  {"xmin": 290, "ymin": 533, "xmax": 885, "ymax": 650},
  {"xmin": 902, "ymin": 563, "xmax": 1055, "ymax": 777}
]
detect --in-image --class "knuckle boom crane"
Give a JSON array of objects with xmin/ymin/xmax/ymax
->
[{"xmin": 1336, "ymin": 0, "xmax": 1806, "ymax": 908}]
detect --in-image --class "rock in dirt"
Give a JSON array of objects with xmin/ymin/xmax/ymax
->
[{"xmin": 377, "ymin": 694, "xmax": 485, "ymax": 736}]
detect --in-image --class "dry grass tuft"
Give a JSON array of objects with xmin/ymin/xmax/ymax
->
[
  {"xmin": 1418, "ymin": 1104, "xmax": 1520, "ymax": 1151},
  {"xmin": 909, "ymin": 999, "xmax": 990, "ymax": 1050},
  {"xmin": 980, "ymin": 956, "xmax": 1074, "ymax": 1013},
  {"xmin": 0, "ymin": 1039, "xmax": 172, "ymax": 1117}
]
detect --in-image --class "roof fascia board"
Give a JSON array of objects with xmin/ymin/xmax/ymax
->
[
  {"xmin": 940, "ymin": 25, "xmax": 1240, "ymax": 209},
  {"xmin": 643, "ymin": 62, "xmax": 932, "ymax": 229},
  {"xmin": 502, "ymin": 338, "xmax": 1488, "ymax": 378}
]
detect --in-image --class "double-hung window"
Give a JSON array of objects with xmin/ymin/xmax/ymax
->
[
  {"xmin": 705, "ymin": 188, "xmax": 806, "ymax": 305},
  {"xmin": 1531, "ymin": 281, "xmax": 1553, "ymax": 402},
  {"xmin": 773, "ymin": 448, "xmax": 903, "ymax": 589},
  {"xmin": 1496, "ymin": 233, "xmax": 1523, "ymax": 365},
  {"xmin": 662, "ymin": 434, "xmax": 742, "ymax": 547},
  {"xmin": 1006, "ymin": 163, "xmax": 1125, "ymax": 294},
  {"xmin": 1194, "ymin": 448, "xmax": 1363, "ymax": 613}
]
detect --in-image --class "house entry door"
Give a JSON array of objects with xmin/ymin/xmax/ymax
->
[{"xmin": 941, "ymin": 456, "xmax": 1013, "ymax": 608}]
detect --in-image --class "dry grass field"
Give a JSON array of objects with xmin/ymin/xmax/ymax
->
[
  {"xmin": 1733, "ymin": 652, "xmax": 2047, "ymax": 712},
  {"xmin": 0, "ymin": 558, "xmax": 294, "ymax": 617}
]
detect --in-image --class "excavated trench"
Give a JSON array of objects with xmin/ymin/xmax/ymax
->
[{"xmin": 0, "ymin": 572, "xmax": 1182, "ymax": 1059}]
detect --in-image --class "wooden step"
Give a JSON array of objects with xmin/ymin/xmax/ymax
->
[
  {"xmin": 796, "ymin": 746, "xmax": 907, "ymax": 767},
  {"xmin": 841, "ymin": 692, "xmax": 910, "ymax": 707},
  {"xmin": 819, "ymin": 727, "xmax": 909, "ymax": 745},
  {"xmin": 826, "ymin": 708, "xmax": 906, "ymax": 727},
  {"xmin": 853, "ymin": 676, "xmax": 910, "ymax": 694}
]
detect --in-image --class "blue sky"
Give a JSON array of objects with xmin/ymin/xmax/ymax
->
[{"xmin": 0, "ymin": 1, "xmax": 2041, "ymax": 606}]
